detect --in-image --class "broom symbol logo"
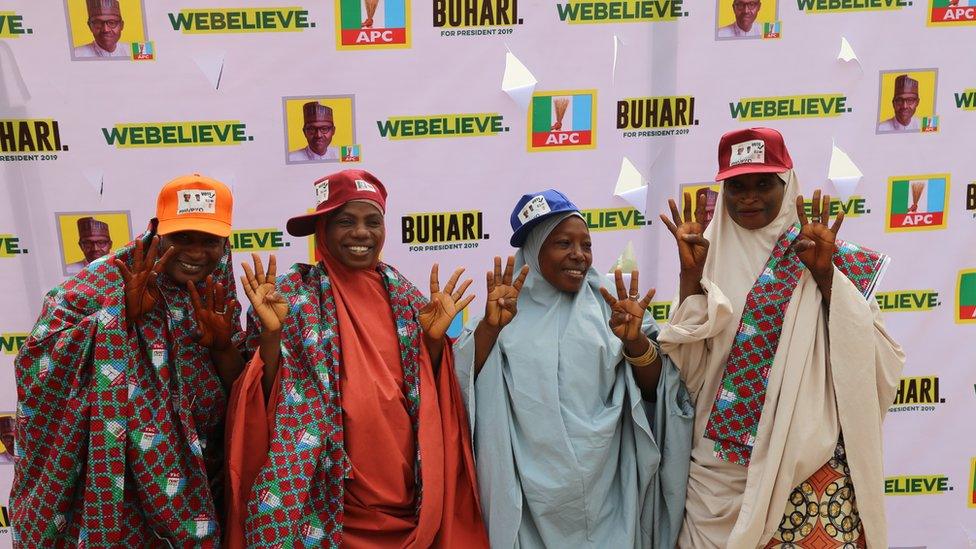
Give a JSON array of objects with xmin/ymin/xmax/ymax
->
[{"xmin": 551, "ymin": 97, "xmax": 570, "ymax": 131}]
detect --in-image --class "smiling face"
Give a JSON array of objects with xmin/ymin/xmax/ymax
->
[
  {"xmin": 722, "ymin": 172, "xmax": 786, "ymax": 230},
  {"xmin": 157, "ymin": 231, "xmax": 225, "ymax": 285},
  {"xmin": 321, "ymin": 201, "xmax": 385, "ymax": 269},
  {"xmin": 537, "ymin": 216, "xmax": 593, "ymax": 293}
]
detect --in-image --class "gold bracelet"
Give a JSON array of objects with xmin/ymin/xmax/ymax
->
[{"xmin": 623, "ymin": 340, "xmax": 658, "ymax": 368}]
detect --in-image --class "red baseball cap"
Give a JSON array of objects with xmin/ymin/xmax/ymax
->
[
  {"xmin": 715, "ymin": 127, "xmax": 793, "ymax": 182},
  {"xmin": 286, "ymin": 169, "xmax": 388, "ymax": 237}
]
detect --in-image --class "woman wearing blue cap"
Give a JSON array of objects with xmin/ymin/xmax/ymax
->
[{"xmin": 453, "ymin": 189, "xmax": 693, "ymax": 549}]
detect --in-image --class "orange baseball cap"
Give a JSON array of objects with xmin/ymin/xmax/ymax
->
[{"xmin": 155, "ymin": 174, "xmax": 233, "ymax": 237}]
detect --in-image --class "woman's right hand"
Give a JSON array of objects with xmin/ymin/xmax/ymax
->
[
  {"xmin": 240, "ymin": 253, "xmax": 288, "ymax": 333},
  {"xmin": 484, "ymin": 256, "xmax": 529, "ymax": 330},
  {"xmin": 660, "ymin": 192, "xmax": 710, "ymax": 278}
]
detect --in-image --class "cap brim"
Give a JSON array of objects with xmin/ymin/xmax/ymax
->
[
  {"xmin": 286, "ymin": 204, "xmax": 342, "ymax": 237},
  {"xmin": 157, "ymin": 218, "xmax": 231, "ymax": 237},
  {"xmin": 715, "ymin": 163, "xmax": 789, "ymax": 182},
  {"xmin": 509, "ymin": 210, "xmax": 573, "ymax": 247}
]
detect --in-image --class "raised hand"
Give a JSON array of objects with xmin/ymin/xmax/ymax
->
[
  {"xmin": 484, "ymin": 256, "xmax": 529, "ymax": 330},
  {"xmin": 114, "ymin": 236, "xmax": 175, "ymax": 324},
  {"xmin": 599, "ymin": 269, "xmax": 656, "ymax": 343},
  {"xmin": 660, "ymin": 192, "xmax": 710, "ymax": 276},
  {"xmin": 187, "ymin": 276, "xmax": 238, "ymax": 351},
  {"xmin": 794, "ymin": 190, "xmax": 843, "ymax": 284},
  {"xmin": 239, "ymin": 253, "xmax": 288, "ymax": 333},
  {"xmin": 419, "ymin": 264, "xmax": 475, "ymax": 341}
]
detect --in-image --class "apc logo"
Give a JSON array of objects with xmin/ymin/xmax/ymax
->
[
  {"xmin": 969, "ymin": 458, "xmax": 976, "ymax": 508},
  {"xmin": 529, "ymin": 90, "xmax": 597, "ymax": 151},
  {"xmin": 885, "ymin": 174, "xmax": 949, "ymax": 232},
  {"xmin": 335, "ymin": 0, "xmax": 410, "ymax": 48},
  {"xmin": 957, "ymin": 269, "xmax": 976, "ymax": 324}
]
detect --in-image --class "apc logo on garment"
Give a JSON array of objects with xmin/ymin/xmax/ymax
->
[
  {"xmin": 401, "ymin": 211, "xmax": 489, "ymax": 251},
  {"xmin": 529, "ymin": 90, "xmax": 597, "ymax": 151},
  {"xmin": 0, "ymin": 12, "xmax": 33, "ymax": 37},
  {"xmin": 617, "ymin": 96, "xmax": 698, "ymax": 138},
  {"xmin": 796, "ymin": 0, "xmax": 909, "ymax": 12},
  {"xmin": 928, "ymin": 0, "xmax": 976, "ymax": 25},
  {"xmin": 376, "ymin": 113, "xmax": 508, "ymax": 139},
  {"xmin": 729, "ymin": 94, "xmax": 851, "ymax": 120},
  {"xmin": 957, "ymin": 270, "xmax": 976, "ymax": 324},
  {"xmin": 875, "ymin": 290, "xmax": 940, "ymax": 312},
  {"xmin": 231, "ymin": 229, "xmax": 291, "ymax": 251},
  {"xmin": 167, "ymin": 8, "xmax": 316, "ymax": 33},
  {"xmin": 885, "ymin": 174, "xmax": 949, "ymax": 232},
  {"xmin": 335, "ymin": 0, "xmax": 411, "ymax": 48},
  {"xmin": 556, "ymin": 0, "xmax": 688, "ymax": 23},
  {"xmin": 888, "ymin": 376, "xmax": 944, "ymax": 413},
  {"xmin": 581, "ymin": 208, "xmax": 651, "ymax": 231},
  {"xmin": 885, "ymin": 474, "xmax": 953, "ymax": 495},
  {"xmin": 101, "ymin": 121, "xmax": 254, "ymax": 148},
  {"xmin": 0, "ymin": 333, "xmax": 27, "ymax": 355},
  {"xmin": 434, "ymin": 0, "xmax": 524, "ymax": 36},
  {"xmin": 0, "ymin": 235, "xmax": 28, "ymax": 257},
  {"xmin": 0, "ymin": 119, "xmax": 69, "ymax": 162},
  {"xmin": 802, "ymin": 196, "xmax": 869, "ymax": 218}
]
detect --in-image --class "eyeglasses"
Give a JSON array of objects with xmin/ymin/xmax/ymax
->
[
  {"xmin": 732, "ymin": 1, "xmax": 761, "ymax": 11},
  {"xmin": 892, "ymin": 97, "xmax": 919, "ymax": 106},
  {"xmin": 88, "ymin": 18, "xmax": 122, "ymax": 30},
  {"xmin": 304, "ymin": 125, "xmax": 336, "ymax": 136},
  {"xmin": 79, "ymin": 239, "xmax": 111, "ymax": 249}
]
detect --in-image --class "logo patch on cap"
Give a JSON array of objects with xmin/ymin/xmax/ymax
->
[
  {"xmin": 176, "ymin": 190, "xmax": 216, "ymax": 215},
  {"xmin": 729, "ymin": 139, "xmax": 766, "ymax": 167},
  {"xmin": 355, "ymin": 179, "xmax": 378, "ymax": 193},
  {"xmin": 315, "ymin": 180, "xmax": 329, "ymax": 205},
  {"xmin": 518, "ymin": 195, "xmax": 552, "ymax": 224}
]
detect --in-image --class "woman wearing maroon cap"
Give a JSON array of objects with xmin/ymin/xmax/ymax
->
[
  {"xmin": 658, "ymin": 128, "xmax": 904, "ymax": 548},
  {"xmin": 223, "ymin": 169, "xmax": 489, "ymax": 548}
]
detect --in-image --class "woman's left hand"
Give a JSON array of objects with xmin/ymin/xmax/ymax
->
[
  {"xmin": 794, "ymin": 189, "xmax": 844, "ymax": 283},
  {"xmin": 600, "ymin": 269, "xmax": 656, "ymax": 343},
  {"xmin": 419, "ymin": 263, "xmax": 475, "ymax": 341}
]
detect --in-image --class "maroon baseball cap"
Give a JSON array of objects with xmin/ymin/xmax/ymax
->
[
  {"xmin": 286, "ymin": 169, "xmax": 388, "ymax": 237},
  {"xmin": 715, "ymin": 127, "xmax": 793, "ymax": 181}
]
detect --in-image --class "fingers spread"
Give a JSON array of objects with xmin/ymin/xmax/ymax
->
[
  {"xmin": 513, "ymin": 265, "xmax": 529, "ymax": 292},
  {"xmin": 795, "ymin": 195, "xmax": 809, "ymax": 226},
  {"xmin": 429, "ymin": 263, "xmax": 440, "ymax": 294},
  {"xmin": 599, "ymin": 287, "xmax": 617, "ymax": 307},
  {"xmin": 614, "ymin": 269, "xmax": 627, "ymax": 301}
]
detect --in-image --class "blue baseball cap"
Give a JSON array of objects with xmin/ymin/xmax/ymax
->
[{"xmin": 509, "ymin": 189, "xmax": 580, "ymax": 247}]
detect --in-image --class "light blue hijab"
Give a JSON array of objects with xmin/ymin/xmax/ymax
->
[{"xmin": 455, "ymin": 212, "xmax": 693, "ymax": 549}]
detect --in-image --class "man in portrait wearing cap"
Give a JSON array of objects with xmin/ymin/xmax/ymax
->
[
  {"xmin": 717, "ymin": 0, "xmax": 762, "ymax": 38},
  {"xmin": 65, "ymin": 216, "xmax": 113, "ymax": 275},
  {"xmin": 878, "ymin": 74, "xmax": 922, "ymax": 133},
  {"xmin": 12, "ymin": 175, "xmax": 248, "ymax": 546},
  {"xmin": 658, "ymin": 127, "xmax": 903, "ymax": 548},
  {"xmin": 73, "ymin": 0, "xmax": 131, "ymax": 59},
  {"xmin": 288, "ymin": 101, "xmax": 340, "ymax": 162},
  {"xmin": 0, "ymin": 415, "xmax": 15, "ymax": 465}
]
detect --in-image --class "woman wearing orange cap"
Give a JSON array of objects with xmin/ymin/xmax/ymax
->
[{"xmin": 224, "ymin": 169, "xmax": 488, "ymax": 548}]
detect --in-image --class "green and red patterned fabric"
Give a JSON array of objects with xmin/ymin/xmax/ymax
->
[
  {"xmin": 11, "ymin": 229, "xmax": 241, "ymax": 547},
  {"xmin": 238, "ymin": 261, "xmax": 425, "ymax": 548},
  {"xmin": 704, "ymin": 224, "xmax": 887, "ymax": 466}
]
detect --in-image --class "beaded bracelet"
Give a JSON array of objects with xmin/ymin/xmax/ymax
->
[{"xmin": 623, "ymin": 340, "xmax": 659, "ymax": 368}]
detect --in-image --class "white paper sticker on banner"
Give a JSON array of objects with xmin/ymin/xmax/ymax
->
[
  {"xmin": 827, "ymin": 142, "xmax": 863, "ymax": 200},
  {"xmin": 193, "ymin": 51, "xmax": 226, "ymax": 90},
  {"xmin": 837, "ymin": 37, "xmax": 858, "ymax": 63},
  {"xmin": 614, "ymin": 157, "xmax": 648, "ymax": 212},
  {"xmin": 501, "ymin": 50, "xmax": 537, "ymax": 111},
  {"xmin": 176, "ymin": 190, "xmax": 216, "ymax": 214}
]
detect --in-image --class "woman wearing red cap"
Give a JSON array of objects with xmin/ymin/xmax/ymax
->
[
  {"xmin": 658, "ymin": 128, "xmax": 904, "ymax": 548},
  {"xmin": 224, "ymin": 169, "xmax": 489, "ymax": 548}
]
